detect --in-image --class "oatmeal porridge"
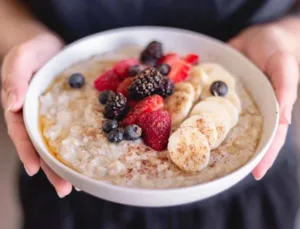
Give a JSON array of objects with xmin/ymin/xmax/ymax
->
[{"xmin": 39, "ymin": 41, "xmax": 263, "ymax": 189}]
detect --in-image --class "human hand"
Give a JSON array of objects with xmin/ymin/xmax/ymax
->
[
  {"xmin": 1, "ymin": 33, "xmax": 73, "ymax": 197},
  {"xmin": 229, "ymin": 19, "xmax": 300, "ymax": 180}
]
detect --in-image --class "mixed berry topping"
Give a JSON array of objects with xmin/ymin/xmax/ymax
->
[
  {"xmin": 128, "ymin": 67, "xmax": 164, "ymax": 100},
  {"xmin": 140, "ymin": 41, "xmax": 163, "ymax": 66},
  {"xmin": 104, "ymin": 93, "xmax": 128, "ymax": 120},
  {"xmin": 68, "ymin": 73, "xmax": 85, "ymax": 88},
  {"xmin": 91, "ymin": 41, "xmax": 200, "ymax": 150},
  {"xmin": 210, "ymin": 81, "xmax": 228, "ymax": 97},
  {"xmin": 124, "ymin": 124, "xmax": 142, "ymax": 140}
]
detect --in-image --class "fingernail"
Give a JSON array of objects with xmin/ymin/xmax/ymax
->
[
  {"xmin": 74, "ymin": 186, "xmax": 81, "ymax": 192},
  {"xmin": 6, "ymin": 93, "xmax": 16, "ymax": 112},
  {"xmin": 57, "ymin": 191, "xmax": 66, "ymax": 198},
  {"xmin": 254, "ymin": 169, "xmax": 267, "ymax": 181},
  {"xmin": 24, "ymin": 165, "xmax": 34, "ymax": 176}
]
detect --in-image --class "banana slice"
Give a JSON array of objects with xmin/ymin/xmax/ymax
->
[
  {"xmin": 174, "ymin": 82, "xmax": 195, "ymax": 100},
  {"xmin": 168, "ymin": 127, "xmax": 210, "ymax": 172},
  {"xmin": 187, "ymin": 66, "xmax": 207, "ymax": 101},
  {"xmin": 199, "ymin": 112, "xmax": 231, "ymax": 148},
  {"xmin": 181, "ymin": 114, "xmax": 218, "ymax": 147},
  {"xmin": 201, "ymin": 88, "xmax": 242, "ymax": 114},
  {"xmin": 164, "ymin": 91, "xmax": 193, "ymax": 126},
  {"xmin": 205, "ymin": 97, "xmax": 239, "ymax": 128},
  {"xmin": 200, "ymin": 63, "xmax": 236, "ymax": 89}
]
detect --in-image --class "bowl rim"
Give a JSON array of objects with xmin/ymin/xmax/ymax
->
[{"xmin": 23, "ymin": 26, "xmax": 279, "ymax": 195}]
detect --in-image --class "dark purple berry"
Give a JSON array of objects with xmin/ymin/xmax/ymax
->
[
  {"xmin": 107, "ymin": 128, "xmax": 124, "ymax": 143},
  {"xmin": 129, "ymin": 65, "xmax": 143, "ymax": 76},
  {"xmin": 124, "ymin": 124, "xmax": 142, "ymax": 140},
  {"xmin": 104, "ymin": 93, "xmax": 127, "ymax": 120},
  {"xmin": 156, "ymin": 64, "xmax": 171, "ymax": 76},
  {"xmin": 68, "ymin": 73, "xmax": 85, "ymax": 88},
  {"xmin": 140, "ymin": 41, "xmax": 163, "ymax": 66},
  {"xmin": 99, "ymin": 90, "xmax": 115, "ymax": 105},
  {"xmin": 102, "ymin": 119, "xmax": 118, "ymax": 133},
  {"xmin": 210, "ymin": 81, "xmax": 228, "ymax": 97}
]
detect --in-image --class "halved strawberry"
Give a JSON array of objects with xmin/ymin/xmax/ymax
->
[
  {"xmin": 94, "ymin": 70, "xmax": 120, "ymax": 92},
  {"xmin": 116, "ymin": 77, "xmax": 134, "ymax": 98},
  {"xmin": 136, "ymin": 110, "xmax": 171, "ymax": 151},
  {"xmin": 184, "ymin": 53, "xmax": 199, "ymax": 65},
  {"xmin": 159, "ymin": 53, "xmax": 191, "ymax": 83},
  {"xmin": 112, "ymin": 59, "xmax": 139, "ymax": 80},
  {"xmin": 122, "ymin": 95, "xmax": 164, "ymax": 126},
  {"xmin": 168, "ymin": 59, "xmax": 191, "ymax": 83},
  {"xmin": 158, "ymin": 53, "xmax": 180, "ymax": 66}
]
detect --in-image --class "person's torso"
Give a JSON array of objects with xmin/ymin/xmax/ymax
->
[{"xmin": 25, "ymin": 0, "xmax": 296, "ymax": 43}]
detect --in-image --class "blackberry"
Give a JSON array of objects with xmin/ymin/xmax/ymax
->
[
  {"xmin": 99, "ymin": 90, "xmax": 114, "ymax": 105},
  {"xmin": 68, "ymin": 73, "xmax": 85, "ymax": 88},
  {"xmin": 157, "ymin": 77, "xmax": 174, "ymax": 98},
  {"xmin": 156, "ymin": 64, "xmax": 171, "ymax": 76},
  {"xmin": 102, "ymin": 119, "xmax": 118, "ymax": 133},
  {"xmin": 107, "ymin": 128, "xmax": 124, "ymax": 143},
  {"xmin": 124, "ymin": 124, "xmax": 142, "ymax": 140},
  {"xmin": 140, "ymin": 41, "xmax": 163, "ymax": 66},
  {"xmin": 104, "ymin": 93, "xmax": 128, "ymax": 120},
  {"xmin": 128, "ymin": 67, "xmax": 164, "ymax": 100},
  {"xmin": 210, "ymin": 81, "xmax": 228, "ymax": 97}
]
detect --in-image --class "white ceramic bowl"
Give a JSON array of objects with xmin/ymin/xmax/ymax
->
[{"xmin": 23, "ymin": 26, "xmax": 279, "ymax": 207}]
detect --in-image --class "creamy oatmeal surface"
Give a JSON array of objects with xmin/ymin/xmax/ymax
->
[{"xmin": 39, "ymin": 53, "xmax": 263, "ymax": 189}]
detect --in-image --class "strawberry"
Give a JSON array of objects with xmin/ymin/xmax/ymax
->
[
  {"xmin": 122, "ymin": 95, "xmax": 163, "ymax": 126},
  {"xmin": 159, "ymin": 53, "xmax": 191, "ymax": 83},
  {"xmin": 158, "ymin": 53, "xmax": 180, "ymax": 66},
  {"xmin": 168, "ymin": 59, "xmax": 191, "ymax": 83},
  {"xmin": 127, "ymin": 100, "xmax": 138, "ymax": 108},
  {"xmin": 112, "ymin": 59, "xmax": 139, "ymax": 80},
  {"xmin": 94, "ymin": 70, "xmax": 120, "ymax": 92},
  {"xmin": 136, "ymin": 110, "xmax": 171, "ymax": 151},
  {"xmin": 116, "ymin": 77, "xmax": 134, "ymax": 98},
  {"xmin": 184, "ymin": 53, "xmax": 199, "ymax": 65}
]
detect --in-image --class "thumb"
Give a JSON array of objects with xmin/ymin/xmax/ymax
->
[
  {"xmin": 266, "ymin": 51, "xmax": 299, "ymax": 124},
  {"xmin": 1, "ymin": 34, "xmax": 64, "ymax": 112}
]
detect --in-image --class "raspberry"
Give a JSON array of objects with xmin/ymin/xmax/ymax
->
[
  {"xmin": 94, "ymin": 70, "xmax": 120, "ymax": 92},
  {"xmin": 112, "ymin": 59, "xmax": 139, "ymax": 80},
  {"xmin": 136, "ymin": 110, "xmax": 171, "ymax": 151},
  {"xmin": 122, "ymin": 95, "xmax": 164, "ymax": 126}
]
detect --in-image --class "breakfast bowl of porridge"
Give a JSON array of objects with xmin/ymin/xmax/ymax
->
[{"xmin": 23, "ymin": 27, "xmax": 279, "ymax": 207}]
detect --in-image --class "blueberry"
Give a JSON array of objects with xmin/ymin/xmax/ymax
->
[
  {"xmin": 107, "ymin": 128, "xmax": 124, "ymax": 143},
  {"xmin": 124, "ymin": 124, "xmax": 142, "ymax": 140},
  {"xmin": 68, "ymin": 73, "xmax": 85, "ymax": 88},
  {"xmin": 210, "ymin": 81, "xmax": 228, "ymax": 97},
  {"xmin": 156, "ymin": 64, "xmax": 171, "ymax": 76},
  {"xmin": 129, "ymin": 65, "xmax": 142, "ymax": 76},
  {"xmin": 99, "ymin": 90, "xmax": 114, "ymax": 105},
  {"xmin": 102, "ymin": 119, "xmax": 118, "ymax": 133}
]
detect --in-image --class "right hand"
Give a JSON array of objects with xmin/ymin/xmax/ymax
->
[{"xmin": 1, "ymin": 33, "xmax": 73, "ymax": 198}]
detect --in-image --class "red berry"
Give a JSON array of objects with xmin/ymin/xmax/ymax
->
[
  {"xmin": 112, "ymin": 59, "xmax": 139, "ymax": 80},
  {"xmin": 94, "ymin": 70, "xmax": 120, "ymax": 92},
  {"xmin": 159, "ymin": 53, "xmax": 191, "ymax": 83},
  {"xmin": 168, "ymin": 59, "xmax": 191, "ymax": 83},
  {"xmin": 184, "ymin": 53, "xmax": 199, "ymax": 65},
  {"xmin": 122, "ymin": 95, "xmax": 164, "ymax": 126},
  {"xmin": 127, "ymin": 100, "xmax": 138, "ymax": 108},
  {"xmin": 158, "ymin": 53, "xmax": 180, "ymax": 66},
  {"xmin": 116, "ymin": 77, "xmax": 134, "ymax": 98},
  {"xmin": 136, "ymin": 110, "xmax": 171, "ymax": 151}
]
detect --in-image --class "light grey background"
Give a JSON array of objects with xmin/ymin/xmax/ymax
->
[{"xmin": 0, "ymin": 89, "xmax": 300, "ymax": 229}]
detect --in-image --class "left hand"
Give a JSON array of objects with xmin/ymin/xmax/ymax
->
[{"xmin": 229, "ymin": 17, "xmax": 300, "ymax": 180}]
